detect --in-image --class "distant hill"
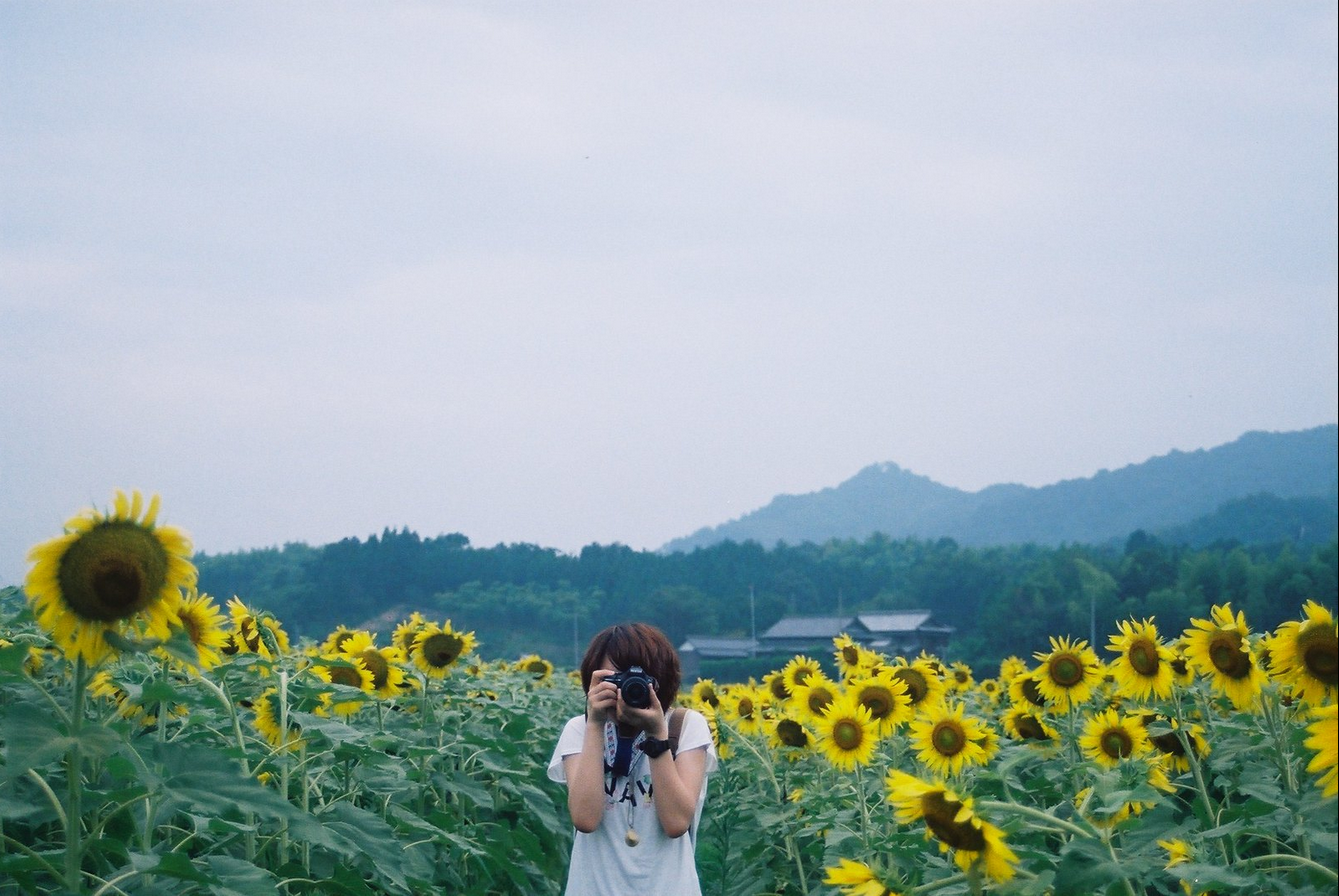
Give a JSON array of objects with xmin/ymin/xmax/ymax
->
[{"xmin": 661, "ymin": 425, "xmax": 1338, "ymax": 552}]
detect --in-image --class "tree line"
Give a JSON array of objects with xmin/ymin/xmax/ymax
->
[{"xmin": 194, "ymin": 527, "xmax": 1338, "ymax": 673}]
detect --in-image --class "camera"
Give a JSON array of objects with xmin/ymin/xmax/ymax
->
[{"xmin": 605, "ymin": 666, "xmax": 658, "ymax": 709}]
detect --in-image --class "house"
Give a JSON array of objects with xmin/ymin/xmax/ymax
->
[
  {"xmin": 678, "ymin": 635, "xmax": 760, "ymax": 681},
  {"xmin": 757, "ymin": 609, "xmax": 953, "ymax": 659}
]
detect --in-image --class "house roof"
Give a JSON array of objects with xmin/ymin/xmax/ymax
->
[
  {"xmin": 760, "ymin": 615, "xmax": 870, "ymax": 640},
  {"xmin": 857, "ymin": 610, "xmax": 942, "ymax": 634},
  {"xmin": 680, "ymin": 636, "xmax": 759, "ymax": 655}
]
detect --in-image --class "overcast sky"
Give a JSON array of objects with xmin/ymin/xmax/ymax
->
[{"xmin": 2, "ymin": 1, "xmax": 1336, "ymax": 587}]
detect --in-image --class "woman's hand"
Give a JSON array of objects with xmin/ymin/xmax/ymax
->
[
  {"xmin": 586, "ymin": 669, "xmax": 619, "ymax": 725},
  {"xmin": 617, "ymin": 684, "xmax": 667, "ymax": 738}
]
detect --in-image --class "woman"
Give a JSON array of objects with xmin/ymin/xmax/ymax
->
[{"xmin": 547, "ymin": 623, "xmax": 717, "ymax": 895}]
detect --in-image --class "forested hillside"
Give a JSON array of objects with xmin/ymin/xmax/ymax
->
[{"xmin": 197, "ymin": 525, "xmax": 1338, "ymax": 673}]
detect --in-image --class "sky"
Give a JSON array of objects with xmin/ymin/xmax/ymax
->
[{"xmin": 2, "ymin": 1, "xmax": 1336, "ymax": 588}]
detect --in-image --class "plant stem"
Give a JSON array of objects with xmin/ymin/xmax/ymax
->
[{"xmin": 65, "ymin": 656, "xmax": 88, "ymax": 893}]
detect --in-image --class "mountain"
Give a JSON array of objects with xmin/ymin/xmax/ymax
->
[{"xmin": 661, "ymin": 425, "xmax": 1338, "ymax": 552}]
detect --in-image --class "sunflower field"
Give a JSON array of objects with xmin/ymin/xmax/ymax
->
[{"xmin": 1, "ymin": 491, "xmax": 1337, "ymax": 896}]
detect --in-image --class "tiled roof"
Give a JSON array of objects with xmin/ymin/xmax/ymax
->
[{"xmin": 760, "ymin": 615, "xmax": 867, "ymax": 640}]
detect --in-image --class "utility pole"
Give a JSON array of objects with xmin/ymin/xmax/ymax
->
[
  {"xmin": 573, "ymin": 596, "xmax": 580, "ymax": 668},
  {"xmin": 749, "ymin": 584, "xmax": 756, "ymax": 645}
]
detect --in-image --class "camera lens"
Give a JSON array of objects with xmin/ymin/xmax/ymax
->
[{"xmin": 622, "ymin": 680, "xmax": 651, "ymax": 709}]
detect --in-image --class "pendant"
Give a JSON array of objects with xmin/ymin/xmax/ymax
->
[{"xmin": 624, "ymin": 829, "xmax": 640, "ymax": 847}]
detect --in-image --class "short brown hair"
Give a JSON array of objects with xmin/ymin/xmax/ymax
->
[{"xmin": 579, "ymin": 622, "xmax": 681, "ymax": 711}]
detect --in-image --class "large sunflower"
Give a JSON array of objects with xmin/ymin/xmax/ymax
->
[
  {"xmin": 1268, "ymin": 601, "xmax": 1338, "ymax": 706},
  {"xmin": 252, "ymin": 687, "xmax": 302, "ymax": 751},
  {"xmin": 315, "ymin": 655, "xmax": 376, "ymax": 716},
  {"xmin": 909, "ymin": 702, "xmax": 993, "ymax": 777},
  {"xmin": 768, "ymin": 714, "xmax": 813, "ymax": 755},
  {"xmin": 24, "ymin": 490, "xmax": 194, "ymax": 667},
  {"xmin": 1107, "ymin": 618, "xmax": 1174, "ymax": 702},
  {"xmin": 816, "ymin": 694, "xmax": 880, "ymax": 771},
  {"xmin": 321, "ymin": 625, "xmax": 362, "ymax": 655},
  {"xmin": 1078, "ymin": 708, "xmax": 1151, "ymax": 769},
  {"xmin": 227, "ymin": 597, "xmax": 291, "ymax": 660},
  {"xmin": 392, "ymin": 611, "xmax": 427, "ymax": 655},
  {"xmin": 823, "ymin": 858, "xmax": 902, "ymax": 896},
  {"xmin": 1182, "ymin": 603, "xmax": 1268, "ymax": 711},
  {"xmin": 1303, "ymin": 702, "xmax": 1337, "ymax": 799},
  {"xmin": 885, "ymin": 770, "xmax": 1018, "ymax": 882},
  {"xmin": 847, "ymin": 670, "xmax": 912, "ymax": 735},
  {"xmin": 1032, "ymin": 636, "xmax": 1102, "ymax": 711},
  {"xmin": 1007, "ymin": 669, "xmax": 1050, "ymax": 710},
  {"xmin": 411, "ymin": 621, "xmax": 477, "ymax": 678},
  {"xmin": 691, "ymin": 678, "xmax": 722, "ymax": 709}
]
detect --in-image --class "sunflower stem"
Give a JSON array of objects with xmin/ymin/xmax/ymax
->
[
  {"xmin": 277, "ymin": 670, "xmax": 291, "ymax": 872},
  {"xmin": 196, "ymin": 675, "xmax": 257, "ymax": 861},
  {"xmin": 1235, "ymin": 853, "xmax": 1338, "ymax": 882},
  {"xmin": 65, "ymin": 656, "xmax": 88, "ymax": 893}
]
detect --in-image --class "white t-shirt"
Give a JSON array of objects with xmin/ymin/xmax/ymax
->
[{"xmin": 547, "ymin": 710, "xmax": 718, "ymax": 896}]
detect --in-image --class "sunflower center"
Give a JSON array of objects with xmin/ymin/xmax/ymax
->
[
  {"xmin": 330, "ymin": 631, "xmax": 354, "ymax": 652},
  {"xmin": 1128, "ymin": 640, "xmax": 1160, "ymax": 677},
  {"xmin": 221, "ymin": 634, "xmax": 240, "ymax": 656},
  {"xmin": 359, "ymin": 650, "xmax": 390, "ymax": 689},
  {"xmin": 932, "ymin": 720, "xmax": 967, "ymax": 756},
  {"xmin": 807, "ymin": 688, "xmax": 834, "ymax": 715},
  {"xmin": 737, "ymin": 696, "xmax": 755, "ymax": 718},
  {"xmin": 1015, "ymin": 714, "xmax": 1050, "ymax": 741},
  {"xmin": 895, "ymin": 668, "xmax": 929, "ymax": 705},
  {"xmin": 181, "ymin": 610, "xmax": 204, "ymax": 646},
  {"xmin": 1019, "ymin": 676, "xmax": 1046, "ymax": 707},
  {"xmin": 1207, "ymin": 631, "xmax": 1252, "ymax": 679},
  {"xmin": 922, "ymin": 791, "xmax": 986, "ymax": 851},
  {"xmin": 1048, "ymin": 654, "xmax": 1084, "ymax": 688},
  {"xmin": 421, "ymin": 632, "xmax": 464, "ymax": 668},
  {"xmin": 1150, "ymin": 729, "xmax": 1186, "ymax": 757},
  {"xmin": 770, "ymin": 677, "xmax": 791, "ymax": 701},
  {"xmin": 1298, "ymin": 626, "xmax": 1339, "ymax": 685},
  {"xmin": 832, "ymin": 718, "xmax": 864, "ymax": 751},
  {"xmin": 777, "ymin": 719, "xmax": 809, "ymax": 748},
  {"xmin": 58, "ymin": 522, "xmax": 170, "ymax": 622},
  {"xmin": 859, "ymin": 687, "xmax": 893, "ymax": 720},
  {"xmin": 841, "ymin": 644, "xmax": 860, "ymax": 665},
  {"xmin": 1100, "ymin": 728, "xmax": 1133, "ymax": 759},
  {"xmin": 1170, "ymin": 656, "xmax": 1189, "ymax": 678},
  {"xmin": 328, "ymin": 665, "xmax": 363, "ymax": 688}
]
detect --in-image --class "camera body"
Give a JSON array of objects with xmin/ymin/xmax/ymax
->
[{"xmin": 605, "ymin": 666, "xmax": 659, "ymax": 709}]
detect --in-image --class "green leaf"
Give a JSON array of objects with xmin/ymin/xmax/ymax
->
[
  {"xmin": 318, "ymin": 801, "xmax": 409, "ymax": 891},
  {"xmin": 204, "ymin": 854, "xmax": 281, "ymax": 896}
]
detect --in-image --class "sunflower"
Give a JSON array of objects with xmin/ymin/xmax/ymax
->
[
  {"xmin": 847, "ymin": 670, "xmax": 912, "ymax": 735},
  {"xmin": 1001, "ymin": 705, "xmax": 1059, "ymax": 744},
  {"xmin": 823, "ymin": 858, "xmax": 902, "ymax": 896},
  {"xmin": 514, "ymin": 653, "xmax": 554, "ymax": 683},
  {"xmin": 1078, "ymin": 708, "xmax": 1151, "ymax": 768},
  {"xmin": 781, "ymin": 655, "xmax": 824, "ymax": 693},
  {"xmin": 768, "ymin": 715, "xmax": 813, "ymax": 754},
  {"xmin": 252, "ymin": 687, "xmax": 302, "ymax": 751},
  {"xmin": 691, "ymin": 678, "xmax": 722, "ymax": 709},
  {"xmin": 977, "ymin": 678, "xmax": 1002, "ymax": 705},
  {"xmin": 227, "ymin": 597, "xmax": 290, "ymax": 660},
  {"xmin": 1139, "ymin": 713, "xmax": 1210, "ymax": 773},
  {"xmin": 1157, "ymin": 838, "xmax": 1203, "ymax": 896},
  {"xmin": 24, "ymin": 490, "xmax": 194, "ymax": 667},
  {"xmin": 1007, "ymin": 669, "xmax": 1050, "ymax": 710},
  {"xmin": 316, "ymin": 656, "xmax": 375, "ymax": 716},
  {"xmin": 1075, "ymin": 756, "xmax": 1175, "ymax": 827},
  {"xmin": 720, "ymin": 686, "xmax": 765, "ymax": 736},
  {"xmin": 1032, "ymin": 636, "xmax": 1102, "ymax": 711},
  {"xmin": 888, "ymin": 658, "xmax": 946, "ymax": 713},
  {"xmin": 392, "ymin": 611, "xmax": 427, "ymax": 654},
  {"xmin": 1268, "ymin": 601, "xmax": 1338, "ymax": 705},
  {"xmin": 946, "ymin": 662, "xmax": 974, "ymax": 692},
  {"xmin": 998, "ymin": 655, "xmax": 1029, "ymax": 683},
  {"xmin": 411, "ymin": 621, "xmax": 477, "ymax": 678},
  {"xmin": 909, "ymin": 702, "xmax": 993, "ymax": 777},
  {"xmin": 1303, "ymin": 702, "xmax": 1338, "ymax": 798},
  {"xmin": 834, "ymin": 635, "xmax": 883, "ymax": 681},
  {"xmin": 763, "ymin": 669, "xmax": 792, "ymax": 704},
  {"xmin": 815, "ymin": 694, "xmax": 880, "ymax": 771},
  {"xmin": 885, "ymin": 770, "xmax": 1017, "ymax": 882},
  {"xmin": 338, "ymin": 632, "xmax": 407, "ymax": 699},
  {"xmin": 1107, "ymin": 618, "xmax": 1174, "ymax": 702},
  {"xmin": 790, "ymin": 674, "xmax": 841, "ymax": 723},
  {"xmin": 321, "ymin": 626, "xmax": 362, "ymax": 655},
  {"xmin": 1182, "ymin": 603, "xmax": 1268, "ymax": 711},
  {"xmin": 164, "ymin": 590, "xmax": 229, "ymax": 671}
]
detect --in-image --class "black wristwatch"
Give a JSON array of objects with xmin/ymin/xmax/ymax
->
[{"xmin": 639, "ymin": 737, "xmax": 673, "ymax": 758}]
